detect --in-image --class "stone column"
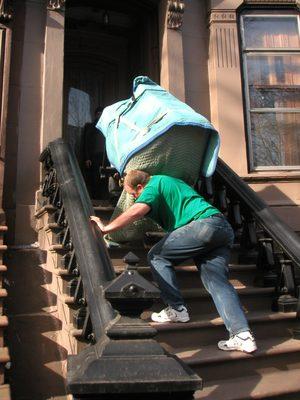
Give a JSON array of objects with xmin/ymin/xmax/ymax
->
[
  {"xmin": 159, "ymin": 0, "xmax": 186, "ymax": 102},
  {"xmin": 0, "ymin": 13, "xmax": 12, "ymax": 221},
  {"xmin": 41, "ymin": 4, "xmax": 65, "ymax": 151},
  {"xmin": 208, "ymin": 5, "xmax": 248, "ymax": 175}
]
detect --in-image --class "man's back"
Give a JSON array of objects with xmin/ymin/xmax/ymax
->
[{"xmin": 135, "ymin": 175, "xmax": 219, "ymax": 231}]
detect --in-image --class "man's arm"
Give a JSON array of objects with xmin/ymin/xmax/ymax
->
[{"xmin": 90, "ymin": 203, "xmax": 150, "ymax": 235}]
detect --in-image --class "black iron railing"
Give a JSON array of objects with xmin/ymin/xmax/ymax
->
[
  {"xmin": 199, "ymin": 159, "xmax": 300, "ymax": 331},
  {"xmin": 39, "ymin": 139, "xmax": 201, "ymax": 399}
]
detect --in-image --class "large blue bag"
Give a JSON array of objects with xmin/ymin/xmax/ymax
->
[{"xmin": 97, "ymin": 76, "xmax": 219, "ymax": 177}]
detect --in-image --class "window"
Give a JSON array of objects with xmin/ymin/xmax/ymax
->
[{"xmin": 240, "ymin": 12, "xmax": 300, "ymax": 170}]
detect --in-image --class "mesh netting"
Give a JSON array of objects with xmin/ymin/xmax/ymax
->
[{"xmin": 107, "ymin": 126, "xmax": 208, "ymax": 243}]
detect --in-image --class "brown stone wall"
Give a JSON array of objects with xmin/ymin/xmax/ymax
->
[
  {"xmin": 181, "ymin": 0, "xmax": 300, "ymax": 232},
  {"xmin": 182, "ymin": 0, "xmax": 211, "ymax": 119},
  {"xmin": 2, "ymin": 0, "xmax": 300, "ymax": 244},
  {"xmin": 4, "ymin": 0, "xmax": 46, "ymax": 244}
]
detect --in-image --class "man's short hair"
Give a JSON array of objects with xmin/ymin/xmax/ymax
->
[{"xmin": 124, "ymin": 170, "xmax": 150, "ymax": 188}]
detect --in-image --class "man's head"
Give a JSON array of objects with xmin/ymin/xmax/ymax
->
[{"xmin": 124, "ymin": 170, "xmax": 150, "ymax": 199}]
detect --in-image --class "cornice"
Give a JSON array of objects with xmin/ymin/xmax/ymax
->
[
  {"xmin": 209, "ymin": 9, "xmax": 237, "ymax": 25},
  {"xmin": 242, "ymin": 0, "xmax": 300, "ymax": 8},
  {"xmin": 0, "ymin": 0, "xmax": 13, "ymax": 22},
  {"xmin": 244, "ymin": 0, "xmax": 298, "ymax": 3},
  {"xmin": 167, "ymin": 0, "xmax": 185, "ymax": 30}
]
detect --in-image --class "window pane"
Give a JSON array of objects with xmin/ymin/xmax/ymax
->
[
  {"xmin": 250, "ymin": 112, "xmax": 300, "ymax": 167},
  {"xmin": 246, "ymin": 54, "xmax": 300, "ymax": 108},
  {"xmin": 244, "ymin": 17, "xmax": 300, "ymax": 48}
]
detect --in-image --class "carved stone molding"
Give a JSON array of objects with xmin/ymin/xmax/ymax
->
[
  {"xmin": 209, "ymin": 10, "xmax": 237, "ymax": 25},
  {"xmin": 213, "ymin": 26, "xmax": 239, "ymax": 68},
  {"xmin": 243, "ymin": 0, "xmax": 300, "ymax": 8},
  {"xmin": 167, "ymin": 0, "xmax": 185, "ymax": 29},
  {"xmin": 244, "ymin": 0, "xmax": 298, "ymax": 4},
  {"xmin": 47, "ymin": 0, "xmax": 66, "ymax": 11},
  {"xmin": 0, "ymin": 0, "xmax": 13, "ymax": 22}
]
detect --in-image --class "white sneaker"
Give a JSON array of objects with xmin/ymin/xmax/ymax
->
[
  {"xmin": 218, "ymin": 331, "xmax": 257, "ymax": 353},
  {"xmin": 151, "ymin": 306, "xmax": 190, "ymax": 323}
]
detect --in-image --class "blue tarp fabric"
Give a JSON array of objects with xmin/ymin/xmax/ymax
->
[{"xmin": 97, "ymin": 76, "xmax": 220, "ymax": 177}]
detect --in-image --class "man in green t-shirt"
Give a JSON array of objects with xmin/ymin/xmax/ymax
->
[{"xmin": 91, "ymin": 170, "xmax": 257, "ymax": 353}]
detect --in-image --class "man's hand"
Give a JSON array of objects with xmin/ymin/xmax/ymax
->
[
  {"xmin": 85, "ymin": 160, "xmax": 92, "ymax": 168},
  {"xmin": 90, "ymin": 203, "xmax": 150, "ymax": 235},
  {"xmin": 90, "ymin": 216, "xmax": 107, "ymax": 234}
]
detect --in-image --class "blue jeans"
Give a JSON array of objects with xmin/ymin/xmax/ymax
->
[{"xmin": 147, "ymin": 215, "xmax": 249, "ymax": 335}]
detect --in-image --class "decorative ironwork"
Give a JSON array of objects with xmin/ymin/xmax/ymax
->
[
  {"xmin": 167, "ymin": 0, "xmax": 185, "ymax": 29},
  {"xmin": 47, "ymin": 0, "xmax": 66, "ymax": 11},
  {"xmin": 0, "ymin": 0, "xmax": 13, "ymax": 22}
]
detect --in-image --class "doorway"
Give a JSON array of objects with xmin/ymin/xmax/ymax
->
[
  {"xmin": 63, "ymin": 0, "xmax": 159, "ymax": 200},
  {"xmin": 63, "ymin": 0, "xmax": 159, "ymax": 156}
]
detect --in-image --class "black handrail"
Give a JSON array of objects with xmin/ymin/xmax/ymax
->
[
  {"xmin": 40, "ymin": 139, "xmax": 116, "ymax": 341},
  {"xmin": 216, "ymin": 159, "xmax": 300, "ymax": 267}
]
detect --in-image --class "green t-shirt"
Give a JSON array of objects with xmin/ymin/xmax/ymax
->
[{"xmin": 135, "ymin": 175, "xmax": 219, "ymax": 232}]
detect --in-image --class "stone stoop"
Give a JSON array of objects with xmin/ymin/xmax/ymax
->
[
  {"xmin": 0, "ymin": 225, "xmax": 10, "ymax": 400},
  {"xmin": 4, "ymin": 211, "xmax": 68, "ymax": 399},
  {"xmin": 33, "ymin": 200, "xmax": 300, "ymax": 399},
  {"xmin": 109, "ymin": 244, "xmax": 300, "ymax": 400},
  {"xmin": 35, "ymin": 206, "xmax": 88, "ymax": 360}
]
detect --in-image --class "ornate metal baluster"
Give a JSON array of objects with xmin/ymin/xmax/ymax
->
[
  {"xmin": 255, "ymin": 238, "xmax": 277, "ymax": 287},
  {"xmin": 73, "ymin": 307, "xmax": 87, "ymax": 330},
  {"xmin": 275, "ymin": 259, "xmax": 298, "ymax": 312},
  {"xmin": 215, "ymin": 184, "xmax": 228, "ymax": 214},
  {"xmin": 74, "ymin": 276, "xmax": 85, "ymax": 306},
  {"xmin": 82, "ymin": 310, "xmax": 94, "ymax": 343}
]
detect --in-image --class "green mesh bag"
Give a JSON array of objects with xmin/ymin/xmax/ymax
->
[{"xmin": 107, "ymin": 126, "xmax": 208, "ymax": 243}]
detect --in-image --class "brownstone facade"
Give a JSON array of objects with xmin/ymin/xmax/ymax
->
[{"xmin": 1, "ymin": 0, "xmax": 299, "ymax": 244}]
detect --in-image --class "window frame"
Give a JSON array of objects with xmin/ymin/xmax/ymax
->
[{"xmin": 240, "ymin": 11, "xmax": 300, "ymax": 171}]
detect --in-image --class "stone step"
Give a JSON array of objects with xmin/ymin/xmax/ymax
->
[
  {"xmin": 174, "ymin": 337, "xmax": 300, "ymax": 382},
  {"xmin": 55, "ymin": 263, "xmax": 258, "ymax": 291},
  {"xmin": 194, "ymin": 368, "xmax": 300, "ymax": 400},
  {"xmin": 0, "ymin": 227, "xmax": 8, "ymax": 247},
  {"xmin": 0, "ymin": 347, "xmax": 9, "ymax": 364},
  {"xmin": 0, "ymin": 385, "xmax": 11, "ymax": 400},
  {"xmin": 35, "ymin": 205, "xmax": 57, "ymax": 236},
  {"xmin": 93, "ymin": 205, "xmax": 114, "ymax": 222},
  {"xmin": 56, "ymin": 323, "xmax": 87, "ymax": 356},
  {"xmin": 5, "ymin": 311, "xmax": 67, "ymax": 399},
  {"xmin": 0, "ymin": 289, "xmax": 7, "ymax": 314},
  {"xmin": 0, "ymin": 265, "xmax": 7, "ymax": 287},
  {"xmin": 108, "ymin": 241, "xmax": 257, "ymax": 256},
  {"xmin": 148, "ymin": 286, "xmax": 275, "ymax": 316},
  {"xmin": 0, "ymin": 384, "xmax": 11, "ymax": 400},
  {"xmin": 149, "ymin": 311, "xmax": 299, "ymax": 348},
  {"xmin": 112, "ymin": 261, "xmax": 258, "ymax": 289},
  {"xmin": 0, "ymin": 317, "xmax": 8, "ymax": 348},
  {"xmin": 0, "ymin": 347, "xmax": 10, "ymax": 385}
]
